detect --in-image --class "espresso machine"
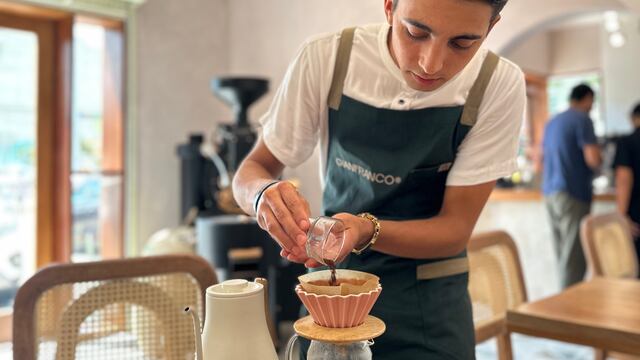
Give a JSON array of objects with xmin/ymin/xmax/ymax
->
[{"xmin": 177, "ymin": 77, "xmax": 305, "ymax": 341}]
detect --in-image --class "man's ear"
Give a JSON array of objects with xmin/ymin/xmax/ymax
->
[
  {"xmin": 384, "ymin": 0, "xmax": 394, "ymax": 25},
  {"xmin": 488, "ymin": 14, "xmax": 501, "ymax": 34}
]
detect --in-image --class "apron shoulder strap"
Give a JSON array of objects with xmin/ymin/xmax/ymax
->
[
  {"xmin": 460, "ymin": 51, "xmax": 500, "ymax": 127},
  {"xmin": 328, "ymin": 27, "xmax": 356, "ymax": 110}
]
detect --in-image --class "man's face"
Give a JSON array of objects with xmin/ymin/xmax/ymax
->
[
  {"xmin": 585, "ymin": 94, "xmax": 594, "ymax": 112},
  {"xmin": 384, "ymin": 0, "xmax": 499, "ymax": 92},
  {"xmin": 581, "ymin": 94, "xmax": 594, "ymax": 113}
]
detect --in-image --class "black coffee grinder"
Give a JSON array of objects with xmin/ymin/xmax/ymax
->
[{"xmin": 176, "ymin": 77, "xmax": 269, "ymax": 218}]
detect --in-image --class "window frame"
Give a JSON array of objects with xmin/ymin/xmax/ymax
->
[{"xmin": 0, "ymin": 0, "xmax": 126, "ymax": 342}]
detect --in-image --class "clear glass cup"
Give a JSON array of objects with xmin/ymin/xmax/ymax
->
[
  {"xmin": 307, "ymin": 340, "xmax": 373, "ymax": 360},
  {"xmin": 306, "ymin": 216, "xmax": 345, "ymax": 266}
]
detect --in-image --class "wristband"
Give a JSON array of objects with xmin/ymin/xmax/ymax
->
[{"xmin": 253, "ymin": 181, "xmax": 280, "ymax": 215}]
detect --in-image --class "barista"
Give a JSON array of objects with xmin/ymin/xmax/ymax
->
[{"xmin": 232, "ymin": 0, "xmax": 525, "ymax": 358}]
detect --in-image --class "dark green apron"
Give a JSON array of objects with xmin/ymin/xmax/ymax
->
[{"xmin": 301, "ymin": 27, "xmax": 499, "ymax": 360}]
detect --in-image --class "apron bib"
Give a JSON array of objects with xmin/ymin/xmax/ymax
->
[{"xmin": 302, "ymin": 27, "xmax": 499, "ymax": 360}]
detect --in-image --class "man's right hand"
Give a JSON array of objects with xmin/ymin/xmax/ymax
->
[
  {"xmin": 626, "ymin": 216, "xmax": 640, "ymax": 238},
  {"xmin": 255, "ymin": 180, "xmax": 311, "ymax": 262}
]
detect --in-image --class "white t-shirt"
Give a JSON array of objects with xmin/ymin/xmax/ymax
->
[{"xmin": 260, "ymin": 23, "xmax": 526, "ymax": 186}]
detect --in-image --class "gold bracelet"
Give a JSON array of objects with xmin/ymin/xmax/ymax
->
[{"xmin": 352, "ymin": 212, "xmax": 381, "ymax": 255}]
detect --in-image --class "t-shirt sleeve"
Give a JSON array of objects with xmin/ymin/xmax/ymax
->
[
  {"xmin": 446, "ymin": 60, "xmax": 527, "ymax": 186},
  {"xmin": 259, "ymin": 39, "xmax": 327, "ymax": 168},
  {"xmin": 577, "ymin": 115, "xmax": 597, "ymax": 147},
  {"xmin": 613, "ymin": 137, "xmax": 632, "ymax": 168}
]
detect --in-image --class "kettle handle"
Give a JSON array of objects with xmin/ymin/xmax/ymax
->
[
  {"xmin": 284, "ymin": 334, "xmax": 299, "ymax": 360},
  {"xmin": 255, "ymin": 277, "xmax": 278, "ymax": 346},
  {"xmin": 184, "ymin": 307, "xmax": 204, "ymax": 360}
]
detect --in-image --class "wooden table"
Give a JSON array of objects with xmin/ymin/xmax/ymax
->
[{"xmin": 507, "ymin": 278, "xmax": 640, "ymax": 354}]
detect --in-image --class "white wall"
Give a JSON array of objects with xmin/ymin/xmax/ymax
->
[
  {"xmin": 134, "ymin": 0, "xmax": 230, "ymax": 248},
  {"xmin": 487, "ymin": 0, "xmax": 627, "ymax": 52},
  {"xmin": 504, "ymin": 24, "xmax": 604, "ymax": 76},
  {"xmin": 549, "ymin": 25, "xmax": 602, "ymax": 74},
  {"xmin": 505, "ymin": 31, "xmax": 551, "ymax": 75},
  {"xmin": 602, "ymin": 12, "xmax": 640, "ymax": 135}
]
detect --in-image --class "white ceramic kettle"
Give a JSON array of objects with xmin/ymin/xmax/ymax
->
[{"xmin": 186, "ymin": 279, "xmax": 278, "ymax": 360}]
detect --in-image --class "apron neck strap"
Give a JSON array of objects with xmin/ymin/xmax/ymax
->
[
  {"xmin": 328, "ymin": 27, "xmax": 356, "ymax": 110},
  {"xmin": 327, "ymin": 27, "xmax": 501, "ymax": 123},
  {"xmin": 460, "ymin": 51, "xmax": 500, "ymax": 127}
]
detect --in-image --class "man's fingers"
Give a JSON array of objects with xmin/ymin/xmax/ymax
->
[
  {"xmin": 280, "ymin": 182, "xmax": 310, "ymax": 230},
  {"xmin": 263, "ymin": 188, "xmax": 306, "ymax": 245},
  {"xmin": 259, "ymin": 209, "xmax": 303, "ymax": 256},
  {"xmin": 286, "ymin": 252, "xmax": 308, "ymax": 264},
  {"xmin": 304, "ymin": 258, "xmax": 323, "ymax": 268}
]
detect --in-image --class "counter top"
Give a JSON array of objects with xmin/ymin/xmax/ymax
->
[{"xmin": 489, "ymin": 188, "xmax": 615, "ymax": 202}]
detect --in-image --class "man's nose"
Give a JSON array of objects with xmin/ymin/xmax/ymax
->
[{"xmin": 419, "ymin": 43, "xmax": 446, "ymax": 75}]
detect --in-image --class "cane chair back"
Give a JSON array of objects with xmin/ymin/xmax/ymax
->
[
  {"xmin": 13, "ymin": 255, "xmax": 217, "ymax": 360},
  {"xmin": 468, "ymin": 231, "xmax": 527, "ymax": 360}
]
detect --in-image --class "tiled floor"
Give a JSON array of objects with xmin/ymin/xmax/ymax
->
[{"xmin": 476, "ymin": 335, "xmax": 593, "ymax": 360}]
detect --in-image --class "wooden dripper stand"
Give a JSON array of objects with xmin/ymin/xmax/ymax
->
[{"xmin": 285, "ymin": 269, "xmax": 385, "ymax": 360}]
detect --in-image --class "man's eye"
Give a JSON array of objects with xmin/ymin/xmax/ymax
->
[
  {"xmin": 451, "ymin": 40, "xmax": 474, "ymax": 50},
  {"xmin": 405, "ymin": 28, "xmax": 427, "ymax": 40}
]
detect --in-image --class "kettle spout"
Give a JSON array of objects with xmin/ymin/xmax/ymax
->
[{"xmin": 184, "ymin": 307, "xmax": 204, "ymax": 360}]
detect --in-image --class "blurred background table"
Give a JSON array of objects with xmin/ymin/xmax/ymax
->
[{"xmin": 507, "ymin": 278, "xmax": 640, "ymax": 354}]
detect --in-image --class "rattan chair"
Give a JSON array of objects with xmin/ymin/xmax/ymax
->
[
  {"xmin": 468, "ymin": 230, "xmax": 527, "ymax": 360},
  {"xmin": 581, "ymin": 212, "xmax": 639, "ymax": 279},
  {"xmin": 13, "ymin": 255, "xmax": 217, "ymax": 360},
  {"xmin": 581, "ymin": 213, "xmax": 640, "ymax": 360}
]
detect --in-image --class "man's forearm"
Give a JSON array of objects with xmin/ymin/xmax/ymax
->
[
  {"xmin": 372, "ymin": 215, "xmax": 474, "ymax": 259},
  {"xmin": 616, "ymin": 167, "xmax": 633, "ymax": 215},
  {"xmin": 232, "ymin": 140, "xmax": 286, "ymax": 216},
  {"xmin": 233, "ymin": 159, "xmax": 279, "ymax": 215},
  {"xmin": 367, "ymin": 181, "xmax": 496, "ymax": 259}
]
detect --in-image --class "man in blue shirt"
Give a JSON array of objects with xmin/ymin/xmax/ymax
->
[{"xmin": 543, "ymin": 84, "xmax": 602, "ymax": 288}]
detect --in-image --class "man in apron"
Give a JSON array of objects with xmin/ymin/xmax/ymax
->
[{"xmin": 233, "ymin": 0, "xmax": 525, "ymax": 358}]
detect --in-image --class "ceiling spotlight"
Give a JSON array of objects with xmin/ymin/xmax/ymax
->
[
  {"xmin": 603, "ymin": 11, "xmax": 621, "ymax": 33},
  {"xmin": 609, "ymin": 31, "xmax": 626, "ymax": 48}
]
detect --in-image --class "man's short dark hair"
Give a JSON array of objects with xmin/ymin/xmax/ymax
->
[
  {"xmin": 570, "ymin": 84, "xmax": 595, "ymax": 102},
  {"xmin": 632, "ymin": 102, "xmax": 640, "ymax": 118},
  {"xmin": 392, "ymin": 0, "xmax": 508, "ymax": 19}
]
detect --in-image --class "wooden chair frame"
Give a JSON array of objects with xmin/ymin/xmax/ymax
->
[
  {"xmin": 581, "ymin": 213, "xmax": 640, "ymax": 360},
  {"xmin": 12, "ymin": 255, "xmax": 217, "ymax": 360},
  {"xmin": 580, "ymin": 212, "xmax": 639, "ymax": 279},
  {"xmin": 468, "ymin": 230, "xmax": 528, "ymax": 360}
]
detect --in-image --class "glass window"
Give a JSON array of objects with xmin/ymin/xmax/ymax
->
[
  {"xmin": 72, "ymin": 23, "xmax": 105, "ymax": 172},
  {"xmin": 0, "ymin": 28, "xmax": 38, "ymax": 308},
  {"xmin": 70, "ymin": 22, "xmax": 123, "ymax": 262}
]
